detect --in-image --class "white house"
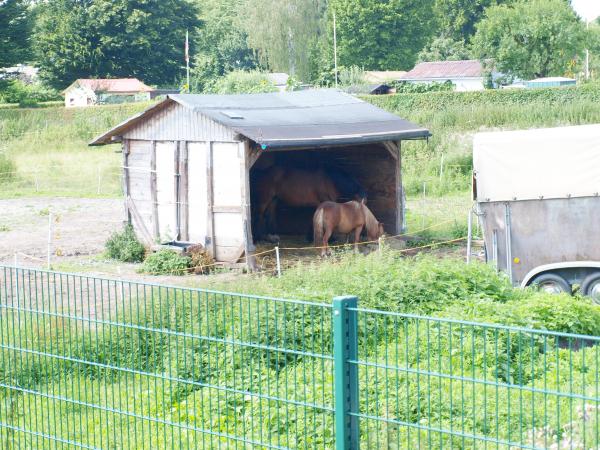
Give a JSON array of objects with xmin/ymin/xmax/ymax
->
[
  {"xmin": 399, "ymin": 60, "xmax": 487, "ymax": 92},
  {"xmin": 63, "ymin": 78, "xmax": 154, "ymax": 107}
]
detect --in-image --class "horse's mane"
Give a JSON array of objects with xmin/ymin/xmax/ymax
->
[{"xmin": 325, "ymin": 166, "xmax": 367, "ymax": 201}]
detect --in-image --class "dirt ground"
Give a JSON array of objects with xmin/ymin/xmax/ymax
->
[
  {"xmin": 0, "ymin": 197, "xmax": 124, "ymax": 265},
  {"xmin": 0, "ymin": 197, "xmax": 477, "ymax": 286}
]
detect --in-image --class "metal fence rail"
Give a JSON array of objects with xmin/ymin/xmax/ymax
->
[{"xmin": 1, "ymin": 266, "xmax": 599, "ymax": 449}]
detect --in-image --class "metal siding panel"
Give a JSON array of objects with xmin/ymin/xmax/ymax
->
[
  {"xmin": 479, "ymin": 197, "xmax": 600, "ymax": 285},
  {"xmin": 123, "ymin": 103, "xmax": 238, "ymax": 142}
]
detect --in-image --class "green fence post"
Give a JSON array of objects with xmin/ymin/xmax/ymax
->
[{"xmin": 333, "ymin": 295, "xmax": 359, "ymax": 450}]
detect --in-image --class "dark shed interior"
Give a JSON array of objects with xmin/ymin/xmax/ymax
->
[{"xmin": 250, "ymin": 143, "xmax": 398, "ymax": 240}]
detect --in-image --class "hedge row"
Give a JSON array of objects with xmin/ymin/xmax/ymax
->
[{"xmin": 363, "ymin": 83, "xmax": 600, "ymax": 115}]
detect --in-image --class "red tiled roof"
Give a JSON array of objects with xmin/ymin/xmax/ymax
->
[
  {"xmin": 400, "ymin": 60, "xmax": 483, "ymax": 80},
  {"xmin": 75, "ymin": 78, "xmax": 153, "ymax": 93}
]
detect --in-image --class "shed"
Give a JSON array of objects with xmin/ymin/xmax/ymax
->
[{"xmin": 90, "ymin": 90, "xmax": 430, "ymax": 264}]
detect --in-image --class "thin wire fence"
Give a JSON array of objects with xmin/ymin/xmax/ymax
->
[{"xmin": 1, "ymin": 266, "xmax": 599, "ymax": 449}]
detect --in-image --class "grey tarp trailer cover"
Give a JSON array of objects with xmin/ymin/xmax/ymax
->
[{"xmin": 473, "ymin": 124, "xmax": 600, "ymax": 292}]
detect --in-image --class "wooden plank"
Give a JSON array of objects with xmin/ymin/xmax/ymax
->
[
  {"xmin": 211, "ymin": 205, "xmax": 243, "ymax": 213},
  {"xmin": 395, "ymin": 140, "xmax": 404, "ymax": 234},
  {"xmin": 174, "ymin": 141, "xmax": 181, "ymax": 240},
  {"xmin": 150, "ymin": 141, "xmax": 159, "ymax": 240},
  {"xmin": 179, "ymin": 141, "xmax": 189, "ymax": 241},
  {"xmin": 243, "ymin": 140, "xmax": 257, "ymax": 270},
  {"xmin": 122, "ymin": 141, "xmax": 131, "ymax": 224},
  {"xmin": 127, "ymin": 196, "xmax": 154, "ymax": 244},
  {"xmin": 382, "ymin": 141, "xmax": 399, "ymax": 161},
  {"xmin": 206, "ymin": 142, "xmax": 216, "ymax": 257}
]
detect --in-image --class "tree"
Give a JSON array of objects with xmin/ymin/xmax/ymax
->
[
  {"xmin": 34, "ymin": 0, "xmax": 201, "ymax": 89},
  {"xmin": 417, "ymin": 36, "xmax": 471, "ymax": 63},
  {"xmin": 243, "ymin": 0, "xmax": 326, "ymax": 81},
  {"xmin": 327, "ymin": 0, "xmax": 436, "ymax": 71},
  {"xmin": 433, "ymin": 0, "xmax": 513, "ymax": 41},
  {"xmin": 210, "ymin": 70, "xmax": 278, "ymax": 94},
  {"xmin": 0, "ymin": 0, "xmax": 31, "ymax": 67},
  {"xmin": 472, "ymin": 0, "xmax": 586, "ymax": 79},
  {"xmin": 191, "ymin": 0, "xmax": 257, "ymax": 92}
]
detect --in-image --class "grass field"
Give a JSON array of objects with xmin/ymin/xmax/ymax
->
[{"xmin": 2, "ymin": 254, "xmax": 600, "ymax": 448}]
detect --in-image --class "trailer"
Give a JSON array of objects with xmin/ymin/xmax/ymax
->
[{"xmin": 472, "ymin": 124, "xmax": 600, "ymax": 302}]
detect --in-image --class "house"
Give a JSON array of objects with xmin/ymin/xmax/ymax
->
[
  {"xmin": 90, "ymin": 90, "xmax": 430, "ymax": 265},
  {"xmin": 344, "ymin": 83, "xmax": 393, "ymax": 95},
  {"xmin": 266, "ymin": 73, "xmax": 290, "ymax": 92},
  {"xmin": 399, "ymin": 60, "xmax": 486, "ymax": 92},
  {"xmin": 364, "ymin": 71, "xmax": 406, "ymax": 84},
  {"xmin": 63, "ymin": 78, "xmax": 154, "ymax": 107},
  {"xmin": 525, "ymin": 77, "xmax": 576, "ymax": 89}
]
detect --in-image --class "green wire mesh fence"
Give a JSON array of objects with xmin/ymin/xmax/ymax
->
[{"xmin": 1, "ymin": 265, "xmax": 599, "ymax": 449}]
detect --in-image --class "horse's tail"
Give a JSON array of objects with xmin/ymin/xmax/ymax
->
[{"xmin": 313, "ymin": 207, "xmax": 324, "ymax": 246}]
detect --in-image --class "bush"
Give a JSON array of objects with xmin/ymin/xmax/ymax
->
[
  {"xmin": 105, "ymin": 225, "xmax": 146, "ymax": 262},
  {"xmin": 438, "ymin": 293, "xmax": 600, "ymax": 335},
  {"xmin": 0, "ymin": 79, "xmax": 61, "ymax": 106},
  {"xmin": 211, "ymin": 70, "xmax": 278, "ymax": 94},
  {"xmin": 141, "ymin": 250, "xmax": 191, "ymax": 275},
  {"xmin": 392, "ymin": 80, "xmax": 454, "ymax": 94},
  {"xmin": 0, "ymin": 153, "xmax": 16, "ymax": 183}
]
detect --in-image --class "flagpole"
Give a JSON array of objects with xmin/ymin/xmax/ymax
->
[
  {"xmin": 185, "ymin": 29, "xmax": 190, "ymax": 92},
  {"xmin": 333, "ymin": 11, "xmax": 338, "ymax": 88}
]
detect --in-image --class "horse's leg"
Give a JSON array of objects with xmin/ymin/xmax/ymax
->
[
  {"xmin": 322, "ymin": 226, "xmax": 333, "ymax": 257},
  {"xmin": 353, "ymin": 226, "xmax": 363, "ymax": 254}
]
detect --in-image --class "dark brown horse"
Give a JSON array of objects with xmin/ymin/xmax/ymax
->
[
  {"xmin": 313, "ymin": 200, "xmax": 384, "ymax": 257},
  {"xmin": 253, "ymin": 165, "xmax": 366, "ymax": 240}
]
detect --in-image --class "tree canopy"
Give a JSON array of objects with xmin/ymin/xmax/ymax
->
[
  {"xmin": 0, "ymin": 0, "xmax": 31, "ymax": 68},
  {"xmin": 34, "ymin": 0, "xmax": 201, "ymax": 89},
  {"xmin": 417, "ymin": 36, "xmax": 471, "ymax": 63},
  {"xmin": 472, "ymin": 0, "xmax": 586, "ymax": 79},
  {"xmin": 433, "ymin": 0, "xmax": 513, "ymax": 40},
  {"xmin": 327, "ymin": 0, "xmax": 436, "ymax": 71}
]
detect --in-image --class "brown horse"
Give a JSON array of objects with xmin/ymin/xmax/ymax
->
[
  {"xmin": 313, "ymin": 200, "xmax": 384, "ymax": 257},
  {"xmin": 253, "ymin": 165, "xmax": 366, "ymax": 240}
]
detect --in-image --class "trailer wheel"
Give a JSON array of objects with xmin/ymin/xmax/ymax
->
[
  {"xmin": 581, "ymin": 272, "xmax": 600, "ymax": 304},
  {"xmin": 530, "ymin": 273, "xmax": 572, "ymax": 295}
]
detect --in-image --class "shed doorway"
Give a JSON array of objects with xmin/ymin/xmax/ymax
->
[{"xmin": 249, "ymin": 143, "xmax": 401, "ymax": 244}]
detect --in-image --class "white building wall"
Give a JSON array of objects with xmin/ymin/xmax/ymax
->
[{"xmin": 64, "ymin": 86, "xmax": 95, "ymax": 107}]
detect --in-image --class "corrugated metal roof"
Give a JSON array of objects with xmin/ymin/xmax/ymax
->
[
  {"xmin": 400, "ymin": 60, "xmax": 483, "ymax": 80},
  {"xmin": 90, "ymin": 89, "xmax": 430, "ymax": 148}
]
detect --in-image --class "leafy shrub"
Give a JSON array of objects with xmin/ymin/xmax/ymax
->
[
  {"xmin": 392, "ymin": 80, "xmax": 454, "ymax": 93},
  {"xmin": 0, "ymin": 79, "xmax": 61, "ymax": 106},
  {"xmin": 211, "ymin": 70, "xmax": 278, "ymax": 94},
  {"xmin": 0, "ymin": 153, "xmax": 16, "ymax": 183},
  {"xmin": 105, "ymin": 225, "xmax": 146, "ymax": 262},
  {"xmin": 438, "ymin": 294, "xmax": 600, "ymax": 335},
  {"xmin": 141, "ymin": 250, "xmax": 191, "ymax": 275}
]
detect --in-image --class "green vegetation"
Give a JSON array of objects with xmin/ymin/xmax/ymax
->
[
  {"xmin": 0, "ymin": 101, "xmax": 148, "ymax": 198},
  {"xmin": 210, "ymin": 70, "xmax": 278, "ymax": 94},
  {"xmin": 2, "ymin": 254, "xmax": 599, "ymax": 448},
  {"xmin": 472, "ymin": 0, "xmax": 585, "ymax": 79},
  {"xmin": 105, "ymin": 225, "xmax": 146, "ymax": 263},
  {"xmin": 366, "ymin": 84, "xmax": 600, "ymax": 196},
  {"xmin": 141, "ymin": 250, "xmax": 191, "ymax": 275}
]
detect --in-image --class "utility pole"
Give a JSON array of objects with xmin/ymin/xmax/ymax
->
[
  {"xmin": 333, "ymin": 11, "xmax": 338, "ymax": 88},
  {"xmin": 185, "ymin": 29, "xmax": 191, "ymax": 92},
  {"xmin": 586, "ymin": 20, "xmax": 590, "ymax": 80}
]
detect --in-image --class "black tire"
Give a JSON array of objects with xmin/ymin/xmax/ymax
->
[
  {"xmin": 530, "ymin": 273, "xmax": 572, "ymax": 295},
  {"xmin": 581, "ymin": 272, "xmax": 600, "ymax": 305}
]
